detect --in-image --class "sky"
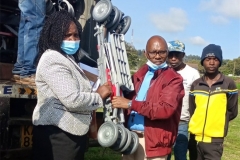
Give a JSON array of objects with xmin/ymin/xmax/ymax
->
[{"xmin": 111, "ymin": 0, "xmax": 240, "ymax": 60}]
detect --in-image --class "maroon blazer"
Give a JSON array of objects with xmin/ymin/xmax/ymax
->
[{"xmin": 124, "ymin": 64, "xmax": 184, "ymax": 158}]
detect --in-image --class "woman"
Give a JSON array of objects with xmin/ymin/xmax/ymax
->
[{"xmin": 32, "ymin": 10, "xmax": 112, "ymax": 160}]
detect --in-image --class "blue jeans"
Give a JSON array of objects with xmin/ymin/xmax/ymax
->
[
  {"xmin": 168, "ymin": 121, "xmax": 189, "ymax": 160},
  {"xmin": 12, "ymin": 0, "xmax": 45, "ymax": 78}
]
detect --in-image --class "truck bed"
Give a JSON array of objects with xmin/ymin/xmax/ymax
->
[{"xmin": 0, "ymin": 80, "xmax": 37, "ymax": 99}]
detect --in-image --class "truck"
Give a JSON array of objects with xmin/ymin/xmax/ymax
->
[{"xmin": 0, "ymin": 0, "xmax": 132, "ymax": 159}]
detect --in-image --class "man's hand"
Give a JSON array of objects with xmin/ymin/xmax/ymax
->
[
  {"xmin": 96, "ymin": 82, "xmax": 112, "ymax": 100},
  {"xmin": 111, "ymin": 96, "xmax": 131, "ymax": 109}
]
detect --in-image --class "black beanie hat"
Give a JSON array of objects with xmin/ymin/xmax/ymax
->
[{"xmin": 201, "ymin": 44, "xmax": 222, "ymax": 66}]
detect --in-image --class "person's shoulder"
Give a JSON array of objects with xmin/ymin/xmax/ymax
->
[
  {"xmin": 222, "ymin": 74, "xmax": 236, "ymax": 85},
  {"xmin": 165, "ymin": 67, "xmax": 182, "ymax": 78},
  {"xmin": 165, "ymin": 67, "xmax": 177, "ymax": 74},
  {"xmin": 133, "ymin": 64, "xmax": 148, "ymax": 77},
  {"xmin": 222, "ymin": 74, "xmax": 234, "ymax": 81},
  {"xmin": 185, "ymin": 65, "xmax": 199, "ymax": 73},
  {"xmin": 41, "ymin": 49, "xmax": 62, "ymax": 58},
  {"xmin": 38, "ymin": 50, "xmax": 68, "ymax": 70},
  {"xmin": 191, "ymin": 76, "xmax": 202, "ymax": 85},
  {"xmin": 221, "ymin": 75, "xmax": 238, "ymax": 90},
  {"xmin": 40, "ymin": 49, "xmax": 65, "ymax": 62}
]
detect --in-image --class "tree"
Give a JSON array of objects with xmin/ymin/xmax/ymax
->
[
  {"xmin": 127, "ymin": 51, "xmax": 139, "ymax": 69},
  {"xmin": 184, "ymin": 55, "xmax": 201, "ymax": 62},
  {"xmin": 125, "ymin": 42, "xmax": 240, "ymax": 76},
  {"xmin": 137, "ymin": 50, "xmax": 147, "ymax": 68},
  {"xmin": 220, "ymin": 57, "xmax": 240, "ymax": 76},
  {"xmin": 125, "ymin": 42, "xmax": 139, "ymax": 70},
  {"xmin": 232, "ymin": 57, "xmax": 240, "ymax": 76},
  {"xmin": 125, "ymin": 42, "xmax": 146, "ymax": 70}
]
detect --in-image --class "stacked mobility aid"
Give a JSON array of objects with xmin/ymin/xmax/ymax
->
[{"xmin": 92, "ymin": 0, "xmax": 139, "ymax": 155}]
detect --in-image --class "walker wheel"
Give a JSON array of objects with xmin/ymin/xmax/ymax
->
[
  {"xmin": 108, "ymin": 10, "xmax": 123, "ymax": 33},
  {"xmin": 105, "ymin": 6, "xmax": 120, "ymax": 28},
  {"xmin": 97, "ymin": 121, "xmax": 118, "ymax": 147},
  {"xmin": 92, "ymin": 0, "xmax": 113, "ymax": 22},
  {"xmin": 115, "ymin": 16, "xmax": 131, "ymax": 35},
  {"xmin": 117, "ymin": 128, "xmax": 132, "ymax": 152},
  {"xmin": 58, "ymin": 0, "xmax": 75, "ymax": 17},
  {"xmin": 122, "ymin": 131, "xmax": 139, "ymax": 155},
  {"xmin": 110, "ymin": 125, "xmax": 127, "ymax": 150}
]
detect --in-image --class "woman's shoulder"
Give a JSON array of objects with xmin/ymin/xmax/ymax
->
[
  {"xmin": 40, "ymin": 49, "xmax": 66, "ymax": 63},
  {"xmin": 41, "ymin": 49, "xmax": 64, "ymax": 59},
  {"xmin": 38, "ymin": 50, "xmax": 68, "ymax": 70}
]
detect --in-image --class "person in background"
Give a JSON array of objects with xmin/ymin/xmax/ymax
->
[
  {"xmin": 32, "ymin": 10, "xmax": 112, "ymax": 160},
  {"xmin": 11, "ymin": 0, "xmax": 46, "ymax": 85},
  {"xmin": 188, "ymin": 44, "xmax": 238, "ymax": 160},
  {"xmin": 167, "ymin": 40, "xmax": 200, "ymax": 160},
  {"xmin": 111, "ymin": 35, "xmax": 185, "ymax": 160}
]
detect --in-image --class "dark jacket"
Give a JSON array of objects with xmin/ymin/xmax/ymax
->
[
  {"xmin": 189, "ymin": 73, "xmax": 238, "ymax": 143},
  {"xmin": 124, "ymin": 64, "xmax": 184, "ymax": 157}
]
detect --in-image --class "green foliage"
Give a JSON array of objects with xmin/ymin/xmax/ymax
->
[
  {"xmin": 232, "ymin": 58, "xmax": 240, "ymax": 76},
  {"xmin": 130, "ymin": 70, "xmax": 135, "ymax": 75},
  {"xmin": 125, "ymin": 41, "xmax": 240, "ymax": 76},
  {"xmin": 222, "ymin": 59, "xmax": 231, "ymax": 66},
  {"xmin": 217, "ymin": 57, "xmax": 240, "ymax": 75},
  {"xmin": 127, "ymin": 51, "xmax": 139, "ymax": 69},
  {"xmin": 185, "ymin": 55, "xmax": 240, "ymax": 76},
  {"xmin": 236, "ymin": 83, "xmax": 240, "ymax": 90},
  {"xmin": 125, "ymin": 42, "xmax": 146, "ymax": 70},
  {"xmin": 138, "ymin": 51, "xmax": 147, "ymax": 68},
  {"xmin": 184, "ymin": 55, "xmax": 201, "ymax": 62}
]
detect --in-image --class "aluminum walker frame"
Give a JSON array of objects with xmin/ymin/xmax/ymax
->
[{"xmin": 94, "ymin": 23, "xmax": 139, "ymax": 154}]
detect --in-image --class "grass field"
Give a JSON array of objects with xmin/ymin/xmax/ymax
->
[
  {"xmin": 222, "ymin": 107, "xmax": 240, "ymax": 160},
  {"xmin": 85, "ymin": 147, "xmax": 121, "ymax": 160},
  {"xmin": 86, "ymin": 108, "xmax": 240, "ymax": 160},
  {"xmin": 237, "ymin": 83, "xmax": 240, "ymax": 90},
  {"xmin": 222, "ymin": 80, "xmax": 240, "ymax": 159},
  {"xmin": 85, "ymin": 83, "xmax": 240, "ymax": 160}
]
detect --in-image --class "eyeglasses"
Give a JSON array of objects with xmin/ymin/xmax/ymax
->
[{"xmin": 147, "ymin": 50, "xmax": 168, "ymax": 57}]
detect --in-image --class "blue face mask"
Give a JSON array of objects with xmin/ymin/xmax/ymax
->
[
  {"xmin": 61, "ymin": 40, "xmax": 80, "ymax": 55},
  {"xmin": 146, "ymin": 60, "xmax": 168, "ymax": 70}
]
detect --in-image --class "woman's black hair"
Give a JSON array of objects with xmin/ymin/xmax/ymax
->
[{"xmin": 38, "ymin": 10, "xmax": 82, "ymax": 62}]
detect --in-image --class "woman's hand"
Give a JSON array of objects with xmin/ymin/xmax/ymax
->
[
  {"xmin": 111, "ymin": 96, "xmax": 131, "ymax": 109},
  {"xmin": 96, "ymin": 82, "xmax": 112, "ymax": 99}
]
